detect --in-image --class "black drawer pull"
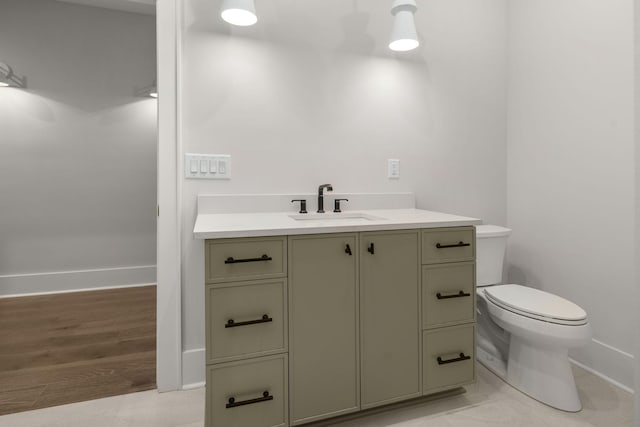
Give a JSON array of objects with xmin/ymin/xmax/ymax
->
[
  {"xmin": 436, "ymin": 241, "xmax": 470, "ymax": 249},
  {"xmin": 345, "ymin": 244, "xmax": 352, "ymax": 256},
  {"xmin": 225, "ymin": 254, "xmax": 272, "ymax": 264},
  {"xmin": 226, "ymin": 391, "xmax": 273, "ymax": 408},
  {"xmin": 437, "ymin": 353, "xmax": 471, "ymax": 365},
  {"xmin": 225, "ymin": 314, "xmax": 273, "ymax": 328},
  {"xmin": 367, "ymin": 243, "xmax": 375, "ymax": 254},
  {"xmin": 436, "ymin": 290, "xmax": 471, "ymax": 300}
]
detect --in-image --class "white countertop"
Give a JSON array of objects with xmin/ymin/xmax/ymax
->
[{"xmin": 193, "ymin": 208, "xmax": 481, "ymax": 239}]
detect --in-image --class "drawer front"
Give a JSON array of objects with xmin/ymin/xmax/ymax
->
[
  {"xmin": 422, "ymin": 227, "xmax": 475, "ymax": 264},
  {"xmin": 422, "ymin": 262, "xmax": 475, "ymax": 328},
  {"xmin": 206, "ymin": 237, "xmax": 287, "ymax": 283},
  {"xmin": 206, "ymin": 354, "xmax": 288, "ymax": 427},
  {"xmin": 206, "ymin": 279, "xmax": 287, "ymax": 363},
  {"xmin": 423, "ymin": 324, "xmax": 475, "ymax": 393}
]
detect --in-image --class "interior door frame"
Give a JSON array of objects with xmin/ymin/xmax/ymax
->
[{"xmin": 156, "ymin": 0, "xmax": 182, "ymax": 392}]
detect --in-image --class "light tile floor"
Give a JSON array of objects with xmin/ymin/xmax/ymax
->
[{"xmin": 0, "ymin": 364, "xmax": 631, "ymax": 427}]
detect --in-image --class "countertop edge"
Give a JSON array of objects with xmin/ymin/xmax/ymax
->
[{"xmin": 193, "ymin": 217, "xmax": 482, "ymax": 240}]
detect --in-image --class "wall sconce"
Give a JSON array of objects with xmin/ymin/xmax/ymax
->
[
  {"xmin": 220, "ymin": 0, "xmax": 257, "ymax": 26},
  {"xmin": 389, "ymin": 0, "xmax": 419, "ymax": 52},
  {"xmin": 0, "ymin": 62, "xmax": 26, "ymax": 88},
  {"xmin": 138, "ymin": 81, "xmax": 158, "ymax": 98}
]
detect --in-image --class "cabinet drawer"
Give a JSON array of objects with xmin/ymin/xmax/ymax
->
[
  {"xmin": 206, "ymin": 279, "xmax": 287, "ymax": 363},
  {"xmin": 206, "ymin": 354, "xmax": 288, "ymax": 427},
  {"xmin": 206, "ymin": 237, "xmax": 287, "ymax": 283},
  {"xmin": 422, "ymin": 262, "xmax": 475, "ymax": 328},
  {"xmin": 422, "ymin": 227, "xmax": 475, "ymax": 264},
  {"xmin": 423, "ymin": 324, "xmax": 475, "ymax": 393}
]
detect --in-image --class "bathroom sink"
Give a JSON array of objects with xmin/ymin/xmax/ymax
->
[{"xmin": 289, "ymin": 212, "xmax": 385, "ymax": 222}]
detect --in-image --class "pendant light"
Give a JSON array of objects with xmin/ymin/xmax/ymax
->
[
  {"xmin": 220, "ymin": 0, "xmax": 257, "ymax": 27},
  {"xmin": 0, "ymin": 62, "xmax": 26, "ymax": 88},
  {"xmin": 389, "ymin": 0, "xmax": 419, "ymax": 52}
]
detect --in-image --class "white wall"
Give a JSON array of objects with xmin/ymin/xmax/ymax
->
[
  {"xmin": 507, "ymin": 0, "xmax": 635, "ymax": 389},
  {"xmin": 179, "ymin": 0, "xmax": 508, "ymax": 384},
  {"xmin": 0, "ymin": 0, "xmax": 157, "ymax": 295}
]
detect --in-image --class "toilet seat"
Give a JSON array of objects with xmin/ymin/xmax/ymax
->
[{"xmin": 483, "ymin": 284, "xmax": 588, "ymax": 326}]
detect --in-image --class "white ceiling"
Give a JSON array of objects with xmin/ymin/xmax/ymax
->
[{"xmin": 55, "ymin": 0, "xmax": 155, "ymax": 15}]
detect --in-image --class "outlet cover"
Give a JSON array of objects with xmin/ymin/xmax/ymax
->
[{"xmin": 387, "ymin": 159, "xmax": 400, "ymax": 179}]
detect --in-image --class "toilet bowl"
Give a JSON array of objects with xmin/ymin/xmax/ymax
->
[{"xmin": 475, "ymin": 225, "xmax": 591, "ymax": 412}]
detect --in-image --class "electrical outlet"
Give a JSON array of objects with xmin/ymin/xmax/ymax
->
[{"xmin": 387, "ymin": 159, "xmax": 400, "ymax": 179}]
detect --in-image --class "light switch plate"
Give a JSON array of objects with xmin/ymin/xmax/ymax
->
[
  {"xmin": 185, "ymin": 153, "xmax": 231, "ymax": 179},
  {"xmin": 387, "ymin": 159, "xmax": 400, "ymax": 179}
]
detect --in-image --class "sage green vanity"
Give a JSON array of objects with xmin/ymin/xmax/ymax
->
[{"xmin": 203, "ymin": 225, "xmax": 476, "ymax": 427}]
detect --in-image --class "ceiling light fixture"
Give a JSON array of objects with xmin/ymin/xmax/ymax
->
[
  {"xmin": 220, "ymin": 0, "xmax": 257, "ymax": 26},
  {"xmin": 0, "ymin": 62, "xmax": 26, "ymax": 88},
  {"xmin": 389, "ymin": 0, "xmax": 419, "ymax": 52}
]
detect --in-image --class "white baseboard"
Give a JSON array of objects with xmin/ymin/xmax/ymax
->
[
  {"xmin": 569, "ymin": 358, "xmax": 633, "ymax": 394},
  {"xmin": 182, "ymin": 381, "xmax": 205, "ymax": 391},
  {"xmin": 0, "ymin": 265, "xmax": 156, "ymax": 297},
  {"xmin": 182, "ymin": 348, "xmax": 206, "ymax": 389},
  {"xmin": 570, "ymin": 338, "xmax": 634, "ymax": 393}
]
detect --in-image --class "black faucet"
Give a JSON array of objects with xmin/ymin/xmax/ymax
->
[{"xmin": 317, "ymin": 184, "xmax": 333, "ymax": 213}]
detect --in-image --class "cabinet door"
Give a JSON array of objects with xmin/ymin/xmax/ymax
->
[
  {"xmin": 360, "ymin": 230, "xmax": 421, "ymax": 409},
  {"xmin": 289, "ymin": 234, "xmax": 359, "ymax": 425}
]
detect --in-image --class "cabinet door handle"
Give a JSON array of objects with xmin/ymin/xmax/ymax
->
[
  {"xmin": 225, "ymin": 314, "xmax": 273, "ymax": 328},
  {"xmin": 435, "ymin": 241, "xmax": 470, "ymax": 249},
  {"xmin": 437, "ymin": 353, "xmax": 471, "ymax": 365},
  {"xmin": 345, "ymin": 244, "xmax": 352, "ymax": 256},
  {"xmin": 367, "ymin": 243, "xmax": 375, "ymax": 254},
  {"xmin": 225, "ymin": 254, "xmax": 272, "ymax": 264},
  {"xmin": 436, "ymin": 290, "xmax": 471, "ymax": 300},
  {"xmin": 226, "ymin": 391, "xmax": 273, "ymax": 408}
]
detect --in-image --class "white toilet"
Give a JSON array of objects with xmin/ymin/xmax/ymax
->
[{"xmin": 475, "ymin": 225, "xmax": 592, "ymax": 412}]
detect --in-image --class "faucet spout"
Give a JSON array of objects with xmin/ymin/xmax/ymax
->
[{"xmin": 317, "ymin": 184, "xmax": 333, "ymax": 213}]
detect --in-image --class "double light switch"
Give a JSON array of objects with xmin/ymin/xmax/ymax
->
[{"xmin": 185, "ymin": 153, "xmax": 231, "ymax": 179}]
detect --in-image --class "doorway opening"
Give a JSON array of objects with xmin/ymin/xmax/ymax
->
[{"xmin": 0, "ymin": 0, "xmax": 158, "ymax": 414}]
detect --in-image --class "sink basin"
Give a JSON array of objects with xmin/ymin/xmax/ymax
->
[{"xmin": 289, "ymin": 212, "xmax": 385, "ymax": 222}]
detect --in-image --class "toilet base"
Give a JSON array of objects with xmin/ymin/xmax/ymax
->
[
  {"xmin": 476, "ymin": 346, "xmax": 507, "ymax": 379},
  {"xmin": 506, "ymin": 336, "xmax": 582, "ymax": 412}
]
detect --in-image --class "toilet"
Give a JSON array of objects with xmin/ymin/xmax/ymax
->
[{"xmin": 475, "ymin": 225, "xmax": 592, "ymax": 412}]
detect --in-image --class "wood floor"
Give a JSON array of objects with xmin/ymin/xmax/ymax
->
[{"xmin": 0, "ymin": 285, "xmax": 156, "ymax": 415}]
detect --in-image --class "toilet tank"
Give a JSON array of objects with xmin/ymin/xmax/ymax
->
[{"xmin": 476, "ymin": 225, "xmax": 511, "ymax": 287}]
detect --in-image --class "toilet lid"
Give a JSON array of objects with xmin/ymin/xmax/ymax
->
[{"xmin": 484, "ymin": 284, "xmax": 587, "ymax": 324}]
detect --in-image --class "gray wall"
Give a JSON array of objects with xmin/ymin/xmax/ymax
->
[
  {"xmin": 507, "ymin": 0, "xmax": 635, "ymax": 389},
  {"xmin": 0, "ymin": 0, "xmax": 157, "ymax": 295},
  {"xmin": 180, "ymin": 0, "xmax": 508, "ymax": 383}
]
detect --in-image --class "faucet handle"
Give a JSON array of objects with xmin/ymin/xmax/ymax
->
[
  {"xmin": 291, "ymin": 199, "xmax": 308, "ymax": 214},
  {"xmin": 333, "ymin": 199, "xmax": 349, "ymax": 213}
]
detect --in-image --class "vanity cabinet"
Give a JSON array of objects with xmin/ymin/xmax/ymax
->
[{"xmin": 204, "ymin": 226, "xmax": 476, "ymax": 427}]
